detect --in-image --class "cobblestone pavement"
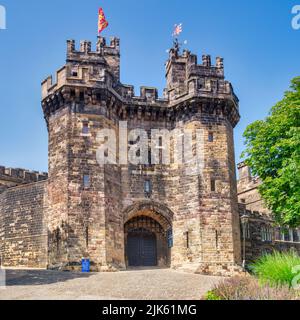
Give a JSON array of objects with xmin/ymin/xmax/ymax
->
[{"xmin": 0, "ymin": 268, "xmax": 223, "ymax": 300}]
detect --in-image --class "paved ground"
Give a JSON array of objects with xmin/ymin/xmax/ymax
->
[{"xmin": 0, "ymin": 268, "xmax": 223, "ymax": 300}]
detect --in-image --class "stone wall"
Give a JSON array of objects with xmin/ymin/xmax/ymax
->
[
  {"xmin": 0, "ymin": 181, "xmax": 48, "ymax": 268},
  {"xmin": 237, "ymin": 162, "xmax": 270, "ymax": 214},
  {"xmin": 0, "ymin": 166, "xmax": 47, "ymax": 194},
  {"xmin": 237, "ymin": 163, "xmax": 300, "ymax": 264}
]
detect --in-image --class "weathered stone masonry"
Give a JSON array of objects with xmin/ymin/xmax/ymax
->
[
  {"xmin": 37, "ymin": 36, "xmax": 243, "ymax": 275},
  {"xmin": 237, "ymin": 162, "xmax": 300, "ymax": 264},
  {"xmin": 0, "ymin": 167, "xmax": 48, "ymax": 267},
  {"xmin": 0, "ymin": 181, "xmax": 48, "ymax": 268},
  {"xmin": 1, "ymin": 36, "xmax": 297, "ymax": 275}
]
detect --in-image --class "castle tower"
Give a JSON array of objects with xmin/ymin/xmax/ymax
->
[
  {"xmin": 42, "ymin": 37, "xmax": 242, "ymax": 275},
  {"xmin": 42, "ymin": 37, "xmax": 124, "ymax": 270},
  {"xmin": 164, "ymin": 45, "xmax": 241, "ymax": 274}
]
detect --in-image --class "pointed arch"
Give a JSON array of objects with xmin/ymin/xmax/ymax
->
[{"xmin": 123, "ymin": 201, "xmax": 174, "ymax": 231}]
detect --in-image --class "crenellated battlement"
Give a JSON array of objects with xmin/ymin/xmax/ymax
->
[
  {"xmin": 0, "ymin": 165, "xmax": 48, "ymax": 187},
  {"xmin": 42, "ymin": 37, "xmax": 121, "ymax": 100},
  {"xmin": 188, "ymin": 54, "xmax": 224, "ymax": 78},
  {"xmin": 165, "ymin": 47, "xmax": 238, "ymax": 106},
  {"xmin": 116, "ymin": 85, "xmax": 167, "ymax": 104},
  {"xmin": 66, "ymin": 36, "xmax": 120, "ymax": 57},
  {"xmin": 67, "ymin": 36, "xmax": 120, "ymax": 83},
  {"xmin": 41, "ymin": 36, "xmax": 239, "ymax": 127}
]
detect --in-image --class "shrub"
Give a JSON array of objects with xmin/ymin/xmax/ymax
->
[
  {"xmin": 204, "ymin": 291, "xmax": 221, "ymax": 300},
  {"xmin": 251, "ymin": 251, "xmax": 300, "ymax": 288},
  {"xmin": 207, "ymin": 276, "xmax": 299, "ymax": 300}
]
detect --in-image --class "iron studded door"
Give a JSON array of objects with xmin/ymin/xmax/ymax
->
[{"xmin": 127, "ymin": 231, "xmax": 157, "ymax": 266}]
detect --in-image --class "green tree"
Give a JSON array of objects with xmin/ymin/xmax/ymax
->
[{"xmin": 242, "ymin": 77, "xmax": 300, "ymax": 227}]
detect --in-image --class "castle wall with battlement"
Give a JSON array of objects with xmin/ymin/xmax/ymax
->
[
  {"xmin": 0, "ymin": 165, "xmax": 48, "ymax": 194},
  {"xmin": 0, "ymin": 181, "xmax": 48, "ymax": 268},
  {"xmin": 41, "ymin": 38, "xmax": 239, "ymax": 129}
]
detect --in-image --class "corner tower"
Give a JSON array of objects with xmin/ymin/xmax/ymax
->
[
  {"xmin": 163, "ymin": 45, "xmax": 242, "ymax": 274},
  {"xmin": 42, "ymin": 37, "xmax": 124, "ymax": 270}
]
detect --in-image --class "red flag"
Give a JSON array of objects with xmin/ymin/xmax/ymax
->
[{"xmin": 98, "ymin": 8, "xmax": 108, "ymax": 34}]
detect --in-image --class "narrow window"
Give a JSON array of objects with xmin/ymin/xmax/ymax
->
[
  {"xmin": 289, "ymin": 229, "xmax": 294, "ymax": 242},
  {"xmin": 144, "ymin": 180, "xmax": 152, "ymax": 197},
  {"xmin": 284, "ymin": 229, "xmax": 290, "ymax": 242},
  {"xmin": 80, "ymin": 91, "xmax": 85, "ymax": 101},
  {"xmin": 215, "ymin": 230, "xmax": 219, "ymax": 249},
  {"xmin": 83, "ymin": 175, "xmax": 90, "ymax": 189},
  {"xmin": 82, "ymin": 122, "xmax": 89, "ymax": 134},
  {"xmin": 148, "ymin": 148, "xmax": 152, "ymax": 165},
  {"xmin": 262, "ymin": 226, "xmax": 266, "ymax": 242},
  {"xmin": 185, "ymin": 231, "xmax": 189, "ymax": 249},
  {"xmin": 210, "ymin": 179, "xmax": 216, "ymax": 192},
  {"xmin": 70, "ymin": 89, "xmax": 76, "ymax": 97},
  {"xmin": 85, "ymin": 226, "xmax": 89, "ymax": 248},
  {"xmin": 280, "ymin": 228, "xmax": 289, "ymax": 241},
  {"xmin": 261, "ymin": 225, "xmax": 271, "ymax": 242},
  {"xmin": 167, "ymin": 229, "xmax": 173, "ymax": 248},
  {"xmin": 55, "ymin": 228, "xmax": 60, "ymax": 252},
  {"xmin": 293, "ymin": 229, "xmax": 300, "ymax": 243},
  {"xmin": 269, "ymin": 227, "xmax": 273, "ymax": 241},
  {"xmin": 159, "ymin": 136, "xmax": 163, "ymax": 164},
  {"xmin": 208, "ymin": 132, "xmax": 214, "ymax": 142},
  {"xmin": 275, "ymin": 228, "xmax": 281, "ymax": 241}
]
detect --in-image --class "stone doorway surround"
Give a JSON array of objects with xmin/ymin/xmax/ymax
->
[{"xmin": 123, "ymin": 201, "xmax": 174, "ymax": 269}]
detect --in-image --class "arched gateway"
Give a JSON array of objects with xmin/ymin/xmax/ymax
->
[{"xmin": 123, "ymin": 202, "xmax": 173, "ymax": 268}]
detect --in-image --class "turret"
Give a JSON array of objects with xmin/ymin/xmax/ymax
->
[
  {"xmin": 42, "ymin": 37, "xmax": 120, "ymax": 102},
  {"xmin": 165, "ymin": 44, "xmax": 238, "ymax": 113}
]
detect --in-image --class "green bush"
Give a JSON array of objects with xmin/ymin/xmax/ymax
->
[
  {"xmin": 204, "ymin": 291, "xmax": 221, "ymax": 300},
  {"xmin": 251, "ymin": 251, "xmax": 300, "ymax": 288}
]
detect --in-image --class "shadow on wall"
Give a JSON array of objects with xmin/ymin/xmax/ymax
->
[
  {"xmin": 4, "ymin": 269, "xmax": 93, "ymax": 287},
  {"xmin": 47, "ymin": 219, "xmax": 90, "ymax": 271}
]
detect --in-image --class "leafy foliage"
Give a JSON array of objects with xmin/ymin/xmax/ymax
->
[
  {"xmin": 204, "ymin": 291, "xmax": 221, "ymax": 300},
  {"xmin": 242, "ymin": 77, "xmax": 300, "ymax": 226},
  {"xmin": 251, "ymin": 251, "xmax": 300, "ymax": 288}
]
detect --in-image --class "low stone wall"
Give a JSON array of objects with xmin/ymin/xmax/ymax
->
[{"xmin": 0, "ymin": 181, "xmax": 48, "ymax": 268}]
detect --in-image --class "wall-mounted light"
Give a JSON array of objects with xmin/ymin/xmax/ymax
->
[{"xmin": 241, "ymin": 214, "xmax": 249, "ymax": 271}]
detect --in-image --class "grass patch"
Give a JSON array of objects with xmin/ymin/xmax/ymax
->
[{"xmin": 251, "ymin": 251, "xmax": 300, "ymax": 288}]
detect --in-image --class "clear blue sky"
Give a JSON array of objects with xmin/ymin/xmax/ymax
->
[{"xmin": 0, "ymin": 0, "xmax": 299, "ymax": 172}]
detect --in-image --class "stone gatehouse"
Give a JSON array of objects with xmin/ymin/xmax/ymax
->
[{"xmin": 0, "ymin": 36, "xmax": 299, "ymax": 276}]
